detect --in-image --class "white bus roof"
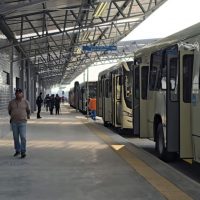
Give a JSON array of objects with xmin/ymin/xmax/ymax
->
[{"xmin": 135, "ymin": 22, "xmax": 200, "ymax": 56}]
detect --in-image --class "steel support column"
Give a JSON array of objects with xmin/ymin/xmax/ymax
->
[
  {"xmin": 26, "ymin": 60, "xmax": 32, "ymax": 109},
  {"xmin": 10, "ymin": 43, "xmax": 14, "ymax": 100},
  {"xmin": 86, "ymin": 66, "xmax": 89, "ymax": 118}
]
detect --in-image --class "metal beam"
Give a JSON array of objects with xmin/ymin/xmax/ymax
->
[
  {"xmin": 0, "ymin": 16, "xmax": 27, "ymax": 57},
  {"xmin": 25, "ymin": 16, "xmax": 40, "ymax": 37},
  {"xmin": 47, "ymin": 12, "xmax": 62, "ymax": 32},
  {"xmin": 0, "ymin": 0, "xmax": 47, "ymax": 15}
]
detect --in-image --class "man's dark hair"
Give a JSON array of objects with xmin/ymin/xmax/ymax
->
[{"xmin": 15, "ymin": 88, "xmax": 22, "ymax": 93}]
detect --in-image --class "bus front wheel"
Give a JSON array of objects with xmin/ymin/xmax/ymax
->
[
  {"xmin": 104, "ymin": 121, "xmax": 109, "ymax": 127},
  {"xmin": 156, "ymin": 123, "xmax": 177, "ymax": 162},
  {"xmin": 156, "ymin": 123, "xmax": 165, "ymax": 159}
]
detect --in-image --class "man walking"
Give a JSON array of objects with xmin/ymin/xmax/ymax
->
[
  {"xmin": 8, "ymin": 88, "xmax": 30, "ymax": 158},
  {"xmin": 36, "ymin": 92, "xmax": 43, "ymax": 118}
]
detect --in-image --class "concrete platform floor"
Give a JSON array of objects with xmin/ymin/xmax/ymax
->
[{"xmin": 0, "ymin": 104, "xmax": 199, "ymax": 200}]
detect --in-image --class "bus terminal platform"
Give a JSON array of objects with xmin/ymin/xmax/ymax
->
[{"xmin": 0, "ymin": 104, "xmax": 199, "ymax": 200}]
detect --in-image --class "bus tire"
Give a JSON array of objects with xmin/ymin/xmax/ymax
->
[
  {"xmin": 104, "ymin": 121, "xmax": 108, "ymax": 127},
  {"xmin": 156, "ymin": 123, "xmax": 177, "ymax": 162},
  {"xmin": 156, "ymin": 123, "xmax": 165, "ymax": 159}
]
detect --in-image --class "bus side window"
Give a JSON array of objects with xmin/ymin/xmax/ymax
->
[
  {"xmin": 169, "ymin": 57, "xmax": 178, "ymax": 101},
  {"xmin": 150, "ymin": 50, "xmax": 162, "ymax": 91},
  {"xmin": 100, "ymin": 78, "xmax": 103, "ymax": 95},
  {"xmin": 117, "ymin": 76, "xmax": 122, "ymax": 100},
  {"xmin": 161, "ymin": 55, "xmax": 167, "ymax": 90},
  {"xmin": 141, "ymin": 66, "xmax": 149, "ymax": 99},
  {"xmin": 105, "ymin": 79, "xmax": 109, "ymax": 98},
  {"xmin": 125, "ymin": 76, "xmax": 132, "ymax": 97},
  {"xmin": 183, "ymin": 54, "xmax": 194, "ymax": 103},
  {"xmin": 149, "ymin": 67, "xmax": 157, "ymax": 90},
  {"xmin": 109, "ymin": 78, "xmax": 112, "ymax": 94},
  {"xmin": 169, "ymin": 58, "xmax": 177, "ymax": 91},
  {"xmin": 135, "ymin": 67, "xmax": 140, "ymax": 99}
]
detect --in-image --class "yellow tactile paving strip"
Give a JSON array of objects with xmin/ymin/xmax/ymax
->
[{"xmin": 83, "ymin": 120, "xmax": 192, "ymax": 200}]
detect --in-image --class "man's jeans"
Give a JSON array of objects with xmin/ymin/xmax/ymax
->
[{"xmin": 11, "ymin": 122, "xmax": 27, "ymax": 153}]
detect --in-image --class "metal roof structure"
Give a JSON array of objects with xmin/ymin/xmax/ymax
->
[{"xmin": 0, "ymin": 0, "xmax": 167, "ymax": 87}]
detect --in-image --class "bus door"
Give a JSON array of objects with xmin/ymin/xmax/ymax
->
[
  {"xmin": 104, "ymin": 77, "xmax": 112, "ymax": 123},
  {"xmin": 179, "ymin": 47, "xmax": 194, "ymax": 158},
  {"xmin": 165, "ymin": 46, "xmax": 180, "ymax": 153},
  {"xmin": 99, "ymin": 77, "xmax": 103, "ymax": 117},
  {"xmin": 111, "ymin": 73, "xmax": 115, "ymax": 125},
  {"xmin": 133, "ymin": 66, "xmax": 140, "ymax": 136},
  {"xmin": 191, "ymin": 49, "xmax": 200, "ymax": 162},
  {"xmin": 102, "ymin": 77, "xmax": 106, "ymax": 121},
  {"xmin": 113, "ymin": 74, "xmax": 122, "ymax": 127}
]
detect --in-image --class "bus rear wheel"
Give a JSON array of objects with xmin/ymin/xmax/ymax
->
[{"xmin": 156, "ymin": 123, "xmax": 177, "ymax": 162}]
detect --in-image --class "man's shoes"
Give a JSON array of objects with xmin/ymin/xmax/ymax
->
[
  {"xmin": 13, "ymin": 152, "xmax": 20, "ymax": 157},
  {"xmin": 21, "ymin": 153, "xmax": 26, "ymax": 159},
  {"xmin": 37, "ymin": 116, "xmax": 42, "ymax": 119}
]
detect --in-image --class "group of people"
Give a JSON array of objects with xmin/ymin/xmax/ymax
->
[
  {"xmin": 36, "ymin": 93, "xmax": 61, "ymax": 117},
  {"xmin": 7, "ymin": 88, "xmax": 95, "ymax": 159}
]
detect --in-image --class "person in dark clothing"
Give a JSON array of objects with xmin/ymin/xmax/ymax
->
[
  {"xmin": 44, "ymin": 94, "xmax": 51, "ymax": 111},
  {"xmin": 55, "ymin": 94, "xmax": 61, "ymax": 115},
  {"xmin": 36, "ymin": 92, "xmax": 43, "ymax": 118},
  {"xmin": 49, "ymin": 94, "xmax": 55, "ymax": 115}
]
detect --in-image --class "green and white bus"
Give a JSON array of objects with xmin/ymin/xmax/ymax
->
[
  {"xmin": 97, "ymin": 62, "xmax": 133, "ymax": 131},
  {"xmin": 133, "ymin": 22, "xmax": 200, "ymax": 162}
]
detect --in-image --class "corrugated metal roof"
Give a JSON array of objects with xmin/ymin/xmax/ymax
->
[{"xmin": 0, "ymin": 0, "xmax": 167, "ymax": 86}]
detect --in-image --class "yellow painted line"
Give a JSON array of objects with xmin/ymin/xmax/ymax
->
[
  {"xmin": 83, "ymin": 120, "xmax": 192, "ymax": 200},
  {"xmin": 111, "ymin": 144, "xmax": 125, "ymax": 151},
  {"xmin": 183, "ymin": 159, "xmax": 193, "ymax": 164}
]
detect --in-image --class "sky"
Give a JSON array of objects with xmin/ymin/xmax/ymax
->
[
  {"xmin": 55, "ymin": 0, "xmax": 200, "ymax": 93},
  {"xmin": 122, "ymin": 0, "xmax": 200, "ymax": 41}
]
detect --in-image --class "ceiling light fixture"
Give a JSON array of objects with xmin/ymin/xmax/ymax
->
[
  {"xmin": 93, "ymin": 2, "xmax": 107, "ymax": 18},
  {"xmin": 82, "ymin": 31, "xmax": 90, "ymax": 41}
]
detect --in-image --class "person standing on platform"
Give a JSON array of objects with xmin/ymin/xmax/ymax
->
[
  {"xmin": 55, "ymin": 94, "xmax": 61, "ymax": 115},
  {"xmin": 44, "ymin": 94, "xmax": 50, "ymax": 111},
  {"xmin": 49, "ymin": 94, "xmax": 55, "ymax": 115},
  {"xmin": 88, "ymin": 97, "xmax": 96, "ymax": 120},
  {"xmin": 8, "ymin": 88, "xmax": 30, "ymax": 158},
  {"xmin": 36, "ymin": 92, "xmax": 43, "ymax": 119}
]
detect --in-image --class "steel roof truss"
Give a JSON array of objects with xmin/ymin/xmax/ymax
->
[
  {"xmin": 47, "ymin": 11, "xmax": 62, "ymax": 33},
  {"xmin": 25, "ymin": 16, "xmax": 40, "ymax": 36},
  {"xmin": 135, "ymin": 0, "xmax": 146, "ymax": 13},
  {"xmin": 112, "ymin": 22, "xmax": 122, "ymax": 36},
  {"xmin": 59, "ymin": 10, "xmax": 68, "ymax": 64},
  {"xmin": 112, "ymin": 1, "xmax": 126, "ymax": 19},
  {"xmin": 20, "ymin": 16, "xmax": 23, "ymax": 42},
  {"xmin": 0, "ymin": 0, "xmax": 47, "ymax": 15}
]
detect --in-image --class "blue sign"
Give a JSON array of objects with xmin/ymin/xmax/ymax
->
[{"xmin": 82, "ymin": 45, "xmax": 117, "ymax": 52}]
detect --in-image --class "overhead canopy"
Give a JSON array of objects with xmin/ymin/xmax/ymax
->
[{"xmin": 0, "ymin": 0, "xmax": 167, "ymax": 87}]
